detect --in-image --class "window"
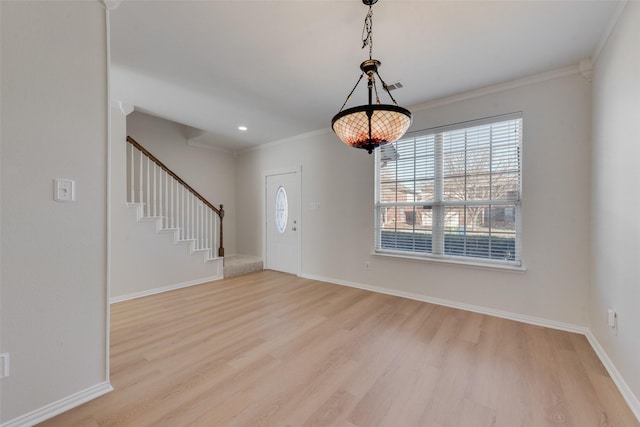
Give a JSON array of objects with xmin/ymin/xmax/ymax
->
[{"xmin": 375, "ymin": 113, "xmax": 522, "ymax": 266}]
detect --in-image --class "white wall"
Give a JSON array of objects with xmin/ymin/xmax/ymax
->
[
  {"xmin": 0, "ymin": 1, "xmax": 109, "ymax": 424},
  {"xmin": 591, "ymin": 0, "xmax": 640, "ymax": 411},
  {"xmin": 237, "ymin": 71, "xmax": 592, "ymax": 327},
  {"xmin": 110, "ymin": 201, "xmax": 224, "ymax": 300},
  {"xmin": 109, "ymin": 111, "xmax": 236, "ymax": 299}
]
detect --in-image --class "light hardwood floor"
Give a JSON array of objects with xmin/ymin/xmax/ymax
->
[{"xmin": 39, "ymin": 270, "xmax": 638, "ymax": 427}]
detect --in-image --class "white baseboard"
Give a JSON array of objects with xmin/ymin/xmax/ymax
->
[
  {"xmin": 299, "ymin": 272, "xmax": 640, "ymax": 423},
  {"xmin": 1, "ymin": 381, "xmax": 113, "ymax": 427},
  {"xmin": 5, "ymin": 273, "xmax": 637, "ymax": 425},
  {"xmin": 585, "ymin": 330, "xmax": 640, "ymax": 422},
  {"xmin": 299, "ymin": 273, "xmax": 586, "ymax": 334},
  {"xmin": 110, "ymin": 273, "xmax": 222, "ymax": 304}
]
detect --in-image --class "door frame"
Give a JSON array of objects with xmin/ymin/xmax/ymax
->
[{"xmin": 263, "ymin": 166, "xmax": 302, "ymax": 275}]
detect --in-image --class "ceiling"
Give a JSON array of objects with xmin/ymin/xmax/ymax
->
[{"xmin": 109, "ymin": 0, "xmax": 622, "ymax": 152}]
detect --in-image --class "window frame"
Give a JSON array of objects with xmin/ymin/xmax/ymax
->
[{"xmin": 374, "ymin": 112, "xmax": 523, "ymax": 268}]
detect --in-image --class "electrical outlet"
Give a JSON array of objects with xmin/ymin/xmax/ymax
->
[
  {"xmin": 0, "ymin": 353, "xmax": 9, "ymax": 379},
  {"xmin": 607, "ymin": 309, "xmax": 617, "ymax": 335}
]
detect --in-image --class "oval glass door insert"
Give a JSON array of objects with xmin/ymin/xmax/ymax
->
[{"xmin": 275, "ymin": 186, "xmax": 288, "ymax": 234}]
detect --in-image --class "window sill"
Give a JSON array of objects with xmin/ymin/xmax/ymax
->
[{"xmin": 372, "ymin": 250, "xmax": 527, "ymax": 272}]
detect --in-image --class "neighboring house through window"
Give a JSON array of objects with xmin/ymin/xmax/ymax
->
[{"xmin": 375, "ymin": 113, "xmax": 522, "ymax": 267}]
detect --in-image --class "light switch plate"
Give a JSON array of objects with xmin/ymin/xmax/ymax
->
[
  {"xmin": 607, "ymin": 309, "xmax": 617, "ymax": 327},
  {"xmin": 0, "ymin": 353, "xmax": 9, "ymax": 379},
  {"xmin": 54, "ymin": 178, "xmax": 75, "ymax": 202}
]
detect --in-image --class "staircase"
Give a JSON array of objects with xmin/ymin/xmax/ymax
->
[
  {"xmin": 126, "ymin": 136, "xmax": 224, "ymax": 264},
  {"xmin": 125, "ymin": 136, "xmax": 264, "ymax": 279}
]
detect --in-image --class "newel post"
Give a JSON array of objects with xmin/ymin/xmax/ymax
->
[{"xmin": 218, "ymin": 204, "xmax": 225, "ymax": 257}]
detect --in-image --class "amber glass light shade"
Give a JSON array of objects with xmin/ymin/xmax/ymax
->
[{"xmin": 332, "ymin": 104, "xmax": 412, "ymax": 153}]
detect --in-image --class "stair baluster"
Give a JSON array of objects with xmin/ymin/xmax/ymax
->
[{"xmin": 125, "ymin": 136, "xmax": 224, "ymax": 260}]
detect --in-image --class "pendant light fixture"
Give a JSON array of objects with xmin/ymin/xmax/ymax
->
[{"xmin": 331, "ymin": 0, "xmax": 412, "ymax": 154}]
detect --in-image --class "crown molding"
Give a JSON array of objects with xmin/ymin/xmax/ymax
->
[
  {"xmin": 411, "ymin": 64, "xmax": 581, "ymax": 113},
  {"xmin": 579, "ymin": 59, "xmax": 593, "ymax": 81},
  {"xmin": 185, "ymin": 139, "xmax": 234, "ymax": 155},
  {"xmin": 238, "ymin": 128, "xmax": 332, "ymax": 155},
  {"xmin": 111, "ymin": 100, "xmax": 134, "ymax": 116},
  {"xmin": 592, "ymin": 0, "xmax": 628, "ymax": 65},
  {"xmin": 99, "ymin": 0, "xmax": 121, "ymax": 11}
]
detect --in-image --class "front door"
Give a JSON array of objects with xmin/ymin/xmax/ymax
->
[{"xmin": 265, "ymin": 170, "xmax": 300, "ymax": 274}]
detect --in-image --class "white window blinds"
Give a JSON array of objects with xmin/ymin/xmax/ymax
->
[{"xmin": 375, "ymin": 113, "xmax": 522, "ymax": 266}]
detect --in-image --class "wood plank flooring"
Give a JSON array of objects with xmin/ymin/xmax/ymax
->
[{"xmin": 38, "ymin": 270, "xmax": 638, "ymax": 427}]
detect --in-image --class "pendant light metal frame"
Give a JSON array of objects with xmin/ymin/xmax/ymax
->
[{"xmin": 331, "ymin": 0, "xmax": 412, "ymax": 154}]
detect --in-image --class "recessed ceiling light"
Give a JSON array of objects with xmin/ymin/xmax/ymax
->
[{"xmin": 238, "ymin": 126, "xmax": 248, "ymax": 131}]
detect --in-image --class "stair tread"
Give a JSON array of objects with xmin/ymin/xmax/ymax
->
[{"xmin": 223, "ymin": 255, "xmax": 264, "ymax": 278}]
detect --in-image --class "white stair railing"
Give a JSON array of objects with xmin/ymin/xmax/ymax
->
[{"xmin": 126, "ymin": 136, "xmax": 225, "ymax": 259}]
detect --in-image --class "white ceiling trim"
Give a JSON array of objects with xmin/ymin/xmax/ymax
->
[
  {"xmin": 592, "ymin": 0, "xmax": 629, "ymax": 64},
  {"xmin": 100, "ymin": 0, "xmax": 121, "ymax": 11},
  {"xmin": 186, "ymin": 139, "xmax": 234, "ymax": 155},
  {"xmin": 237, "ymin": 128, "xmax": 332, "ymax": 155},
  {"xmin": 411, "ymin": 63, "xmax": 582, "ymax": 114}
]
